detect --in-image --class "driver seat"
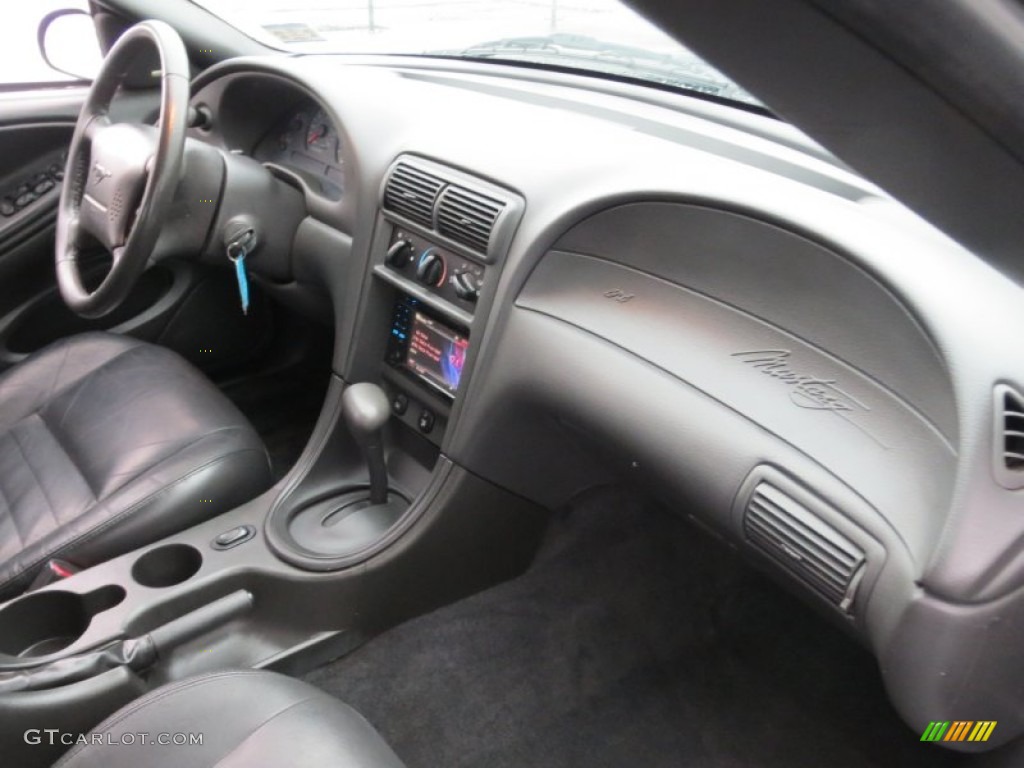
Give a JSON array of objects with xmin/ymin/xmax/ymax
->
[{"xmin": 0, "ymin": 332, "xmax": 272, "ymax": 599}]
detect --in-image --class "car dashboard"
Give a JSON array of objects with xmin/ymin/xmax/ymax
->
[{"xmin": 180, "ymin": 54, "xmax": 1024, "ymax": 746}]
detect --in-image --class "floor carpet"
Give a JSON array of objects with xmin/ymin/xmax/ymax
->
[
  {"xmin": 222, "ymin": 364, "xmax": 328, "ymax": 480},
  {"xmin": 305, "ymin": 485, "xmax": 968, "ymax": 768}
]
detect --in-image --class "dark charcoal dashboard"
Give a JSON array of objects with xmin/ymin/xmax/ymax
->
[{"xmin": 182, "ymin": 54, "xmax": 1024, "ymax": 749}]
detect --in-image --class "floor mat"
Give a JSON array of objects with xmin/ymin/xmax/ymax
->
[
  {"xmin": 305, "ymin": 486, "xmax": 967, "ymax": 768},
  {"xmin": 222, "ymin": 365, "xmax": 327, "ymax": 480}
]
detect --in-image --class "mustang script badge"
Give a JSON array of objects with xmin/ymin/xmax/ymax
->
[{"xmin": 731, "ymin": 349, "xmax": 886, "ymax": 447}]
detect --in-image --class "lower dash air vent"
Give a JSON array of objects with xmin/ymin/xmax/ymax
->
[{"xmin": 744, "ymin": 481, "xmax": 866, "ymax": 613}]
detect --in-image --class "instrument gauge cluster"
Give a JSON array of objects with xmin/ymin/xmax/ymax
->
[{"xmin": 256, "ymin": 103, "xmax": 345, "ymax": 199}]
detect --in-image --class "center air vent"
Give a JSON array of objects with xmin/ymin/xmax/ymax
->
[
  {"xmin": 382, "ymin": 163, "xmax": 445, "ymax": 228},
  {"xmin": 994, "ymin": 384, "xmax": 1024, "ymax": 489},
  {"xmin": 437, "ymin": 186, "xmax": 506, "ymax": 254},
  {"xmin": 380, "ymin": 156, "xmax": 523, "ymax": 264},
  {"xmin": 744, "ymin": 481, "xmax": 866, "ymax": 613}
]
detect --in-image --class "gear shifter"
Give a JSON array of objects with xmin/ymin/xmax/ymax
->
[
  {"xmin": 341, "ymin": 383, "xmax": 391, "ymax": 505},
  {"xmin": 268, "ymin": 381, "xmax": 411, "ymax": 564}
]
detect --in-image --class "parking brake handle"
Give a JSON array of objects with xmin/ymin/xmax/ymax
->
[{"xmin": 0, "ymin": 590, "xmax": 253, "ymax": 693}]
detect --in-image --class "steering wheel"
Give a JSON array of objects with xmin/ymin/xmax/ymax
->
[{"xmin": 56, "ymin": 21, "xmax": 189, "ymax": 319}]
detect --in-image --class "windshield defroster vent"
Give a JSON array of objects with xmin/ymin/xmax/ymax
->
[
  {"xmin": 744, "ymin": 481, "xmax": 866, "ymax": 613},
  {"xmin": 994, "ymin": 385, "xmax": 1024, "ymax": 489},
  {"xmin": 437, "ymin": 186, "xmax": 506, "ymax": 254},
  {"xmin": 382, "ymin": 162, "xmax": 445, "ymax": 228}
]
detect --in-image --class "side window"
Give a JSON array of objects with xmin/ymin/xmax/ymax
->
[{"xmin": 0, "ymin": 2, "xmax": 100, "ymax": 87}]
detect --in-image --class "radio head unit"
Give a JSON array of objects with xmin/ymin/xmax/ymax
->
[{"xmin": 388, "ymin": 297, "xmax": 469, "ymax": 398}]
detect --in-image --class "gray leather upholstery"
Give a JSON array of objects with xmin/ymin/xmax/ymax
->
[
  {"xmin": 53, "ymin": 670, "xmax": 405, "ymax": 768},
  {"xmin": 0, "ymin": 333, "xmax": 271, "ymax": 597}
]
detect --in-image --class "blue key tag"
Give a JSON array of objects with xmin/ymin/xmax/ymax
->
[{"xmin": 227, "ymin": 243, "xmax": 250, "ymax": 315}]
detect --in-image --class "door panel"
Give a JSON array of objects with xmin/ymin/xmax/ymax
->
[{"xmin": 0, "ymin": 93, "xmax": 82, "ymax": 318}]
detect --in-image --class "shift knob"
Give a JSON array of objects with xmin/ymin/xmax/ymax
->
[
  {"xmin": 341, "ymin": 383, "xmax": 391, "ymax": 505},
  {"xmin": 342, "ymin": 383, "xmax": 390, "ymax": 439}
]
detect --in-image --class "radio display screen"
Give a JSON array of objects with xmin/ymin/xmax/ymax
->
[{"xmin": 403, "ymin": 311, "xmax": 469, "ymax": 397}]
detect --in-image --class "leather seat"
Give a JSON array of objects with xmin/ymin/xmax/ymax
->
[
  {"xmin": 52, "ymin": 670, "xmax": 404, "ymax": 768},
  {"xmin": 0, "ymin": 333, "xmax": 271, "ymax": 597}
]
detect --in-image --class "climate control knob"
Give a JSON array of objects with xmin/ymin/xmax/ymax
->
[
  {"xmin": 385, "ymin": 239, "xmax": 413, "ymax": 268},
  {"xmin": 451, "ymin": 271, "xmax": 481, "ymax": 302},
  {"xmin": 415, "ymin": 249, "xmax": 446, "ymax": 287}
]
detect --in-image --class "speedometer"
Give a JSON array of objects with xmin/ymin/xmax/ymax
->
[{"xmin": 305, "ymin": 109, "xmax": 333, "ymax": 154}]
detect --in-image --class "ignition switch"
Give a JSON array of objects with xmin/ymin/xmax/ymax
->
[{"xmin": 222, "ymin": 214, "xmax": 260, "ymax": 256}]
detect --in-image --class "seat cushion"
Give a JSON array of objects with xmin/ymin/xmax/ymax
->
[
  {"xmin": 53, "ymin": 670, "xmax": 405, "ymax": 768},
  {"xmin": 0, "ymin": 332, "xmax": 271, "ymax": 597}
]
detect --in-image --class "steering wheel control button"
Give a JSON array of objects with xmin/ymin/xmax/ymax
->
[
  {"xmin": 417, "ymin": 409, "xmax": 435, "ymax": 434},
  {"xmin": 212, "ymin": 525, "xmax": 256, "ymax": 550},
  {"xmin": 392, "ymin": 392, "xmax": 409, "ymax": 415},
  {"xmin": 0, "ymin": 198, "xmax": 14, "ymax": 217}
]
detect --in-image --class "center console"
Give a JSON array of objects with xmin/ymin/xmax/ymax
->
[
  {"xmin": 369, "ymin": 156, "xmax": 524, "ymax": 447},
  {"xmin": 264, "ymin": 156, "xmax": 524, "ymax": 569}
]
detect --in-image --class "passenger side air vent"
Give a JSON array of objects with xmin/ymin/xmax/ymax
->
[
  {"xmin": 437, "ymin": 186, "xmax": 506, "ymax": 255},
  {"xmin": 382, "ymin": 163, "xmax": 445, "ymax": 228},
  {"xmin": 744, "ymin": 481, "xmax": 866, "ymax": 613},
  {"xmin": 994, "ymin": 385, "xmax": 1024, "ymax": 489}
]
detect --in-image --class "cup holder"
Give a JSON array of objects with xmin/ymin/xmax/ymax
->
[
  {"xmin": 0, "ymin": 585, "xmax": 126, "ymax": 659},
  {"xmin": 131, "ymin": 543, "xmax": 203, "ymax": 588}
]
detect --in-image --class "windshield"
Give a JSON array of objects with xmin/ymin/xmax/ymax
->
[{"xmin": 190, "ymin": 0, "xmax": 760, "ymax": 107}]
